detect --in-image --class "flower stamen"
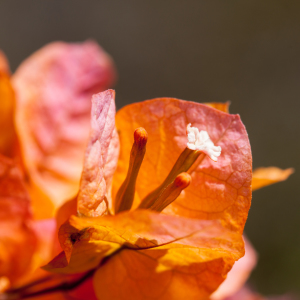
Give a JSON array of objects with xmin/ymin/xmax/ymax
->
[
  {"xmin": 138, "ymin": 147, "xmax": 200, "ymax": 209},
  {"xmin": 145, "ymin": 172, "xmax": 191, "ymax": 212},
  {"xmin": 114, "ymin": 127, "xmax": 147, "ymax": 213},
  {"xmin": 139, "ymin": 124, "xmax": 221, "ymax": 210}
]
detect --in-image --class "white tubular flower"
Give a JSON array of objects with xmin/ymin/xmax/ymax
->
[{"xmin": 186, "ymin": 123, "xmax": 221, "ymax": 162}]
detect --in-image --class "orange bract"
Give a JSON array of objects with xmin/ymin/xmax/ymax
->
[
  {"xmin": 0, "ymin": 155, "xmax": 37, "ymax": 285},
  {"xmin": 204, "ymin": 101, "xmax": 230, "ymax": 113},
  {"xmin": 113, "ymin": 98, "xmax": 252, "ymax": 233},
  {"xmin": 252, "ymin": 167, "xmax": 294, "ymax": 191},
  {"xmin": 0, "ymin": 55, "xmax": 16, "ymax": 158},
  {"xmin": 46, "ymin": 210, "xmax": 244, "ymax": 299}
]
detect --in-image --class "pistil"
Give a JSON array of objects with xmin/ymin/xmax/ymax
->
[{"xmin": 114, "ymin": 127, "xmax": 147, "ymax": 213}]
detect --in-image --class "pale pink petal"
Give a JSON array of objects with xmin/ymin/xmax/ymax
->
[
  {"xmin": 12, "ymin": 41, "xmax": 116, "ymax": 212},
  {"xmin": 224, "ymin": 286, "xmax": 265, "ymax": 300},
  {"xmin": 211, "ymin": 236, "xmax": 257, "ymax": 300},
  {"xmin": 77, "ymin": 90, "xmax": 119, "ymax": 217}
]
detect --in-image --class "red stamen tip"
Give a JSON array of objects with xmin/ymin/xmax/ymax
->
[
  {"xmin": 174, "ymin": 173, "xmax": 191, "ymax": 189},
  {"xmin": 134, "ymin": 127, "xmax": 148, "ymax": 147}
]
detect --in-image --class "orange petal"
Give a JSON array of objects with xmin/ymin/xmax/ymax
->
[
  {"xmin": 204, "ymin": 101, "xmax": 230, "ymax": 113},
  {"xmin": 211, "ymin": 236, "xmax": 257, "ymax": 300},
  {"xmin": 53, "ymin": 196, "xmax": 78, "ymax": 256},
  {"xmin": 0, "ymin": 50, "xmax": 10, "ymax": 74},
  {"xmin": 14, "ymin": 219, "xmax": 57, "ymax": 288},
  {"xmin": 114, "ymin": 98, "xmax": 252, "ymax": 233},
  {"xmin": 44, "ymin": 210, "xmax": 243, "ymax": 276},
  {"xmin": 0, "ymin": 54, "xmax": 17, "ymax": 157},
  {"xmin": 12, "ymin": 41, "xmax": 116, "ymax": 215},
  {"xmin": 93, "ymin": 224, "xmax": 244, "ymax": 300},
  {"xmin": 56, "ymin": 197, "xmax": 77, "ymax": 234},
  {"xmin": 0, "ymin": 155, "xmax": 37, "ymax": 285},
  {"xmin": 252, "ymin": 167, "xmax": 294, "ymax": 191},
  {"xmin": 77, "ymin": 90, "xmax": 119, "ymax": 217}
]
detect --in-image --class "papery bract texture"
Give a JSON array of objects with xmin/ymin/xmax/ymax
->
[
  {"xmin": 12, "ymin": 41, "xmax": 116, "ymax": 216},
  {"xmin": 0, "ymin": 155, "xmax": 36, "ymax": 285},
  {"xmin": 92, "ymin": 217, "xmax": 244, "ymax": 299},
  {"xmin": 113, "ymin": 98, "xmax": 252, "ymax": 233},
  {"xmin": 77, "ymin": 90, "xmax": 119, "ymax": 217},
  {"xmin": 44, "ymin": 210, "xmax": 244, "ymax": 299}
]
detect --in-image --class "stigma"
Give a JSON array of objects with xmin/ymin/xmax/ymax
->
[{"xmin": 186, "ymin": 124, "xmax": 221, "ymax": 161}]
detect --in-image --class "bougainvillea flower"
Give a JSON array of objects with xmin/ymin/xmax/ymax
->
[
  {"xmin": 12, "ymin": 41, "xmax": 116, "ymax": 218},
  {"xmin": 0, "ymin": 41, "xmax": 293, "ymax": 298},
  {"xmin": 0, "ymin": 41, "xmax": 116, "ymax": 291},
  {"xmin": 40, "ymin": 89, "xmax": 253, "ymax": 299}
]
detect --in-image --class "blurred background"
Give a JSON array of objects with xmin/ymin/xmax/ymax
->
[{"xmin": 0, "ymin": 0, "xmax": 299, "ymax": 297}]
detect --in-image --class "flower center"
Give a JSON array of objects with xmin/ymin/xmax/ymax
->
[
  {"xmin": 114, "ymin": 128, "xmax": 147, "ymax": 213},
  {"xmin": 115, "ymin": 124, "xmax": 221, "ymax": 214}
]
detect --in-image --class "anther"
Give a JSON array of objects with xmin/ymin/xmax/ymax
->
[
  {"xmin": 186, "ymin": 124, "xmax": 221, "ymax": 162},
  {"xmin": 146, "ymin": 173, "xmax": 191, "ymax": 212},
  {"xmin": 114, "ymin": 127, "xmax": 147, "ymax": 213}
]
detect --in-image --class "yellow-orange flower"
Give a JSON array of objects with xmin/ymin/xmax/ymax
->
[
  {"xmin": 0, "ymin": 42, "xmax": 293, "ymax": 299},
  {"xmin": 42, "ymin": 90, "xmax": 252, "ymax": 299}
]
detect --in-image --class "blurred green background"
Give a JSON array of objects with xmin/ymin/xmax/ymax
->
[{"xmin": 0, "ymin": 0, "xmax": 299, "ymax": 297}]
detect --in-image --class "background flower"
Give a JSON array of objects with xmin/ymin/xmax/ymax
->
[
  {"xmin": 0, "ymin": 42, "xmax": 116, "ymax": 289},
  {"xmin": 12, "ymin": 41, "xmax": 116, "ymax": 218}
]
